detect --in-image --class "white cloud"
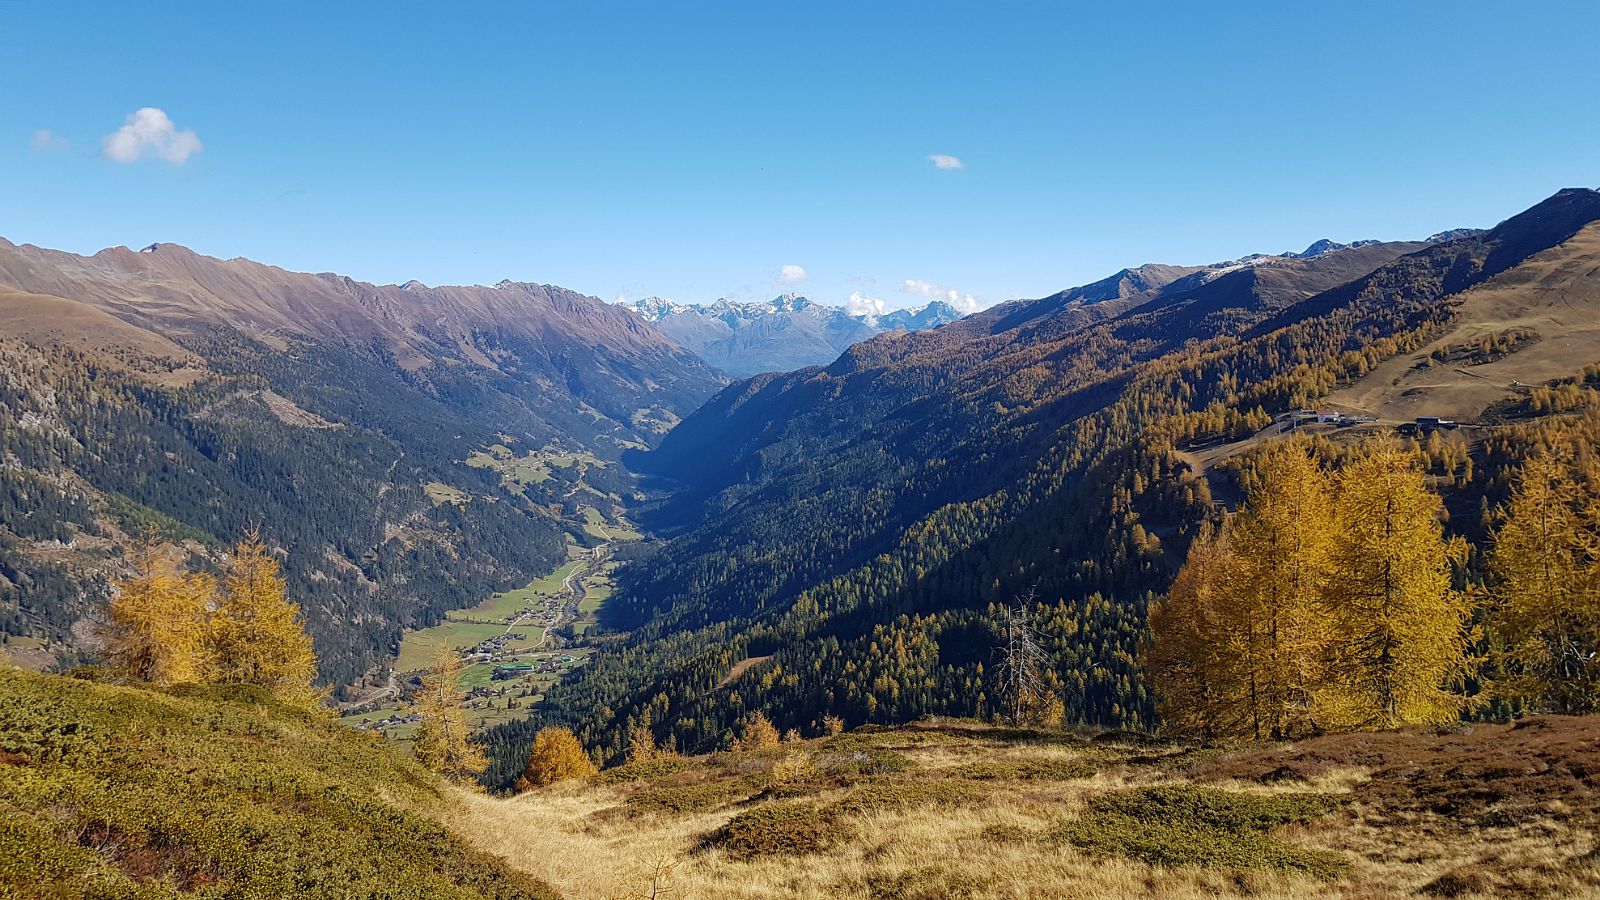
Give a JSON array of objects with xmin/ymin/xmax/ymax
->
[
  {"xmin": 29, "ymin": 129, "xmax": 69, "ymax": 152},
  {"xmin": 928, "ymin": 154, "xmax": 964, "ymax": 170},
  {"xmin": 101, "ymin": 107, "xmax": 203, "ymax": 164},
  {"xmin": 901, "ymin": 278, "xmax": 980, "ymax": 314},
  {"xmin": 779, "ymin": 263, "xmax": 807, "ymax": 283},
  {"xmin": 846, "ymin": 291, "xmax": 885, "ymax": 319}
]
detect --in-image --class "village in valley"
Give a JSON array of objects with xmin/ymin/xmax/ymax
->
[
  {"xmin": 339, "ymin": 540, "xmax": 622, "ymax": 741},
  {"xmin": 339, "ymin": 439, "xmax": 641, "ymax": 743}
]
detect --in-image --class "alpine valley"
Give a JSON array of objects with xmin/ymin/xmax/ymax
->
[{"xmin": 9, "ymin": 186, "xmax": 1600, "ymax": 899}]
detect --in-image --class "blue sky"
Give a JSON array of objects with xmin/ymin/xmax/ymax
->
[{"xmin": 4, "ymin": 2, "xmax": 1598, "ymax": 311}]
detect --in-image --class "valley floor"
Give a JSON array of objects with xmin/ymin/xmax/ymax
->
[{"xmin": 441, "ymin": 718, "xmax": 1600, "ymax": 899}]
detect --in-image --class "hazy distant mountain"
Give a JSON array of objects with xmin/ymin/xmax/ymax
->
[{"xmin": 619, "ymin": 293, "xmax": 965, "ymax": 376}]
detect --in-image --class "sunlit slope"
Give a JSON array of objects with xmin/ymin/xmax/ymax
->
[
  {"xmin": 0, "ymin": 669, "xmax": 559, "ymax": 899},
  {"xmin": 453, "ymin": 717, "xmax": 1600, "ymax": 899},
  {"xmin": 1328, "ymin": 220, "xmax": 1600, "ymax": 421}
]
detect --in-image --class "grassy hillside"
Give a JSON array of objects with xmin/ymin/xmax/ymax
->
[
  {"xmin": 8, "ymin": 665, "xmax": 1600, "ymax": 898},
  {"xmin": 449, "ymin": 717, "xmax": 1600, "ymax": 899},
  {"xmin": 0, "ymin": 669, "xmax": 558, "ymax": 900},
  {"xmin": 1328, "ymin": 219, "xmax": 1600, "ymax": 421}
]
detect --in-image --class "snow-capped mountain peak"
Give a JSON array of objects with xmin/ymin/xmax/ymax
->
[{"xmin": 615, "ymin": 293, "xmax": 967, "ymax": 376}]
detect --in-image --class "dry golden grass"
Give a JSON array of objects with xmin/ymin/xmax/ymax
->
[
  {"xmin": 434, "ymin": 727, "xmax": 1336, "ymax": 899},
  {"xmin": 0, "ymin": 284, "xmax": 207, "ymax": 384},
  {"xmin": 432, "ymin": 720, "xmax": 1600, "ymax": 898},
  {"xmin": 1328, "ymin": 220, "xmax": 1600, "ymax": 423}
]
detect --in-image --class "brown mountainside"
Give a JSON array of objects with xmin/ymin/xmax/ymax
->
[{"xmin": 0, "ymin": 238, "xmax": 724, "ymax": 446}]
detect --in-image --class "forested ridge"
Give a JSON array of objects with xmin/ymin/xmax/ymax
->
[{"xmin": 480, "ymin": 188, "xmax": 1600, "ymax": 784}]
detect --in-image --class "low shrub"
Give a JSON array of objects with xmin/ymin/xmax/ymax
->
[
  {"xmin": 978, "ymin": 823, "xmax": 1037, "ymax": 844},
  {"xmin": 0, "ymin": 693, "xmax": 94, "ymax": 764},
  {"xmin": 812, "ymin": 745, "xmax": 914, "ymax": 777},
  {"xmin": 595, "ymin": 755, "xmax": 696, "ymax": 785},
  {"xmin": 707, "ymin": 801, "xmax": 848, "ymax": 860},
  {"xmin": 1054, "ymin": 785, "xmax": 1349, "ymax": 880},
  {"xmin": 830, "ymin": 779, "xmax": 980, "ymax": 814},
  {"xmin": 864, "ymin": 866, "xmax": 983, "ymax": 899},
  {"xmin": 625, "ymin": 776, "xmax": 760, "ymax": 815}
]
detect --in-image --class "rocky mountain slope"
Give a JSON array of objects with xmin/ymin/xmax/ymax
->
[{"xmin": 619, "ymin": 294, "xmax": 965, "ymax": 376}]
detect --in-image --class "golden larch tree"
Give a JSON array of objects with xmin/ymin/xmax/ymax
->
[
  {"xmin": 733, "ymin": 711, "xmax": 782, "ymax": 751},
  {"xmin": 1321, "ymin": 446, "xmax": 1468, "ymax": 730},
  {"xmin": 103, "ymin": 536, "xmax": 214, "ymax": 685},
  {"xmin": 1147, "ymin": 522, "xmax": 1250, "ymax": 738},
  {"xmin": 412, "ymin": 645, "xmax": 488, "ymax": 783},
  {"xmin": 517, "ymin": 726, "xmax": 597, "ymax": 790},
  {"xmin": 1217, "ymin": 444, "xmax": 1335, "ymax": 739},
  {"xmin": 1489, "ymin": 452, "xmax": 1600, "ymax": 713},
  {"xmin": 208, "ymin": 530, "xmax": 319, "ymax": 705},
  {"xmin": 626, "ymin": 713, "xmax": 660, "ymax": 763}
]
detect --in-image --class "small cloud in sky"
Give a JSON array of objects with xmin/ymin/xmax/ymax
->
[
  {"xmin": 902, "ymin": 278, "xmax": 980, "ymax": 314},
  {"xmin": 102, "ymin": 107, "xmax": 202, "ymax": 165},
  {"xmin": 779, "ymin": 263, "xmax": 807, "ymax": 283},
  {"xmin": 928, "ymin": 154, "xmax": 964, "ymax": 170},
  {"xmin": 30, "ymin": 129, "xmax": 70, "ymax": 152},
  {"xmin": 846, "ymin": 291, "xmax": 885, "ymax": 319},
  {"xmin": 845, "ymin": 274, "xmax": 877, "ymax": 285}
]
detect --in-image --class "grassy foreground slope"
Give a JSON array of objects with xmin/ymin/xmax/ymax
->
[
  {"xmin": 0, "ymin": 670, "xmax": 558, "ymax": 900},
  {"xmin": 453, "ymin": 718, "xmax": 1600, "ymax": 899}
]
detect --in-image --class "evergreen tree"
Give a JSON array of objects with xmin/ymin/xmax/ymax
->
[
  {"xmin": 209, "ymin": 530, "xmax": 319, "ymax": 705},
  {"xmin": 1488, "ymin": 453, "xmax": 1600, "ymax": 713},
  {"xmin": 413, "ymin": 646, "xmax": 488, "ymax": 783},
  {"xmin": 1321, "ymin": 446, "xmax": 1468, "ymax": 729}
]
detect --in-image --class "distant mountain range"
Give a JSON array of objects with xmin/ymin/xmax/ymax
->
[{"xmin": 618, "ymin": 293, "xmax": 966, "ymax": 376}]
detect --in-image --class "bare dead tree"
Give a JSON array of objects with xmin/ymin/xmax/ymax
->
[{"xmin": 992, "ymin": 588, "xmax": 1050, "ymax": 726}]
